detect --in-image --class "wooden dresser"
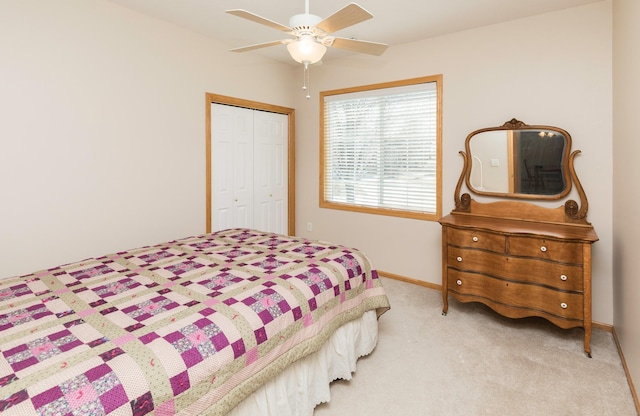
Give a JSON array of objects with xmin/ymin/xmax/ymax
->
[{"xmin": 440, "ymin": 119, "xmax": 598, "ymax": 356}]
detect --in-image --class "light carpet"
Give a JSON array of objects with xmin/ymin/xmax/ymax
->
[{"xmin": 314, "ymin": 277, "xmax": 637, "ymax": 415}]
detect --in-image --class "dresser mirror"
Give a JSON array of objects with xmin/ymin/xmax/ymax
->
[{"xmin": 465, "ymin": 118, "xmax": 571, "ymax": 199}]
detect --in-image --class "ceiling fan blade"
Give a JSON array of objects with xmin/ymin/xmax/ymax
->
[
  {"xmin": 330, "ymin": 37, "xmax": 388, "ymax": 55},
  {"xmin": 230, "ymin": 39, "xmax": 290, "ymax": 53},
  {"xmin": 226, "ymin": 9, "xmax": 292, "ymax": 32},
  {"xmin": 316, "ymin": 3, "xmax": 373, "ymax": 34}
]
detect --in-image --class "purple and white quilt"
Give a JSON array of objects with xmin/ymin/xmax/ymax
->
[{"xmin": 0, "ymin": 228, "xmax": 390, "ymax": 415}]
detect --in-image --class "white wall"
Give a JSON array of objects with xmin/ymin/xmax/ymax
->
[
  {"xmin": 612, "ymin": 0, "xmax": 640, "ymax": 397},
  {"xmin": 295, "ymin": 2, "xmax": 614, "ymax": 324},
  {"xmin": 0, "ymin": 0, "xmax": 295, "ymax": 278}
]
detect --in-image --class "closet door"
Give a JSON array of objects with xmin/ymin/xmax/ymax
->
[
  {"xmin": 253, "ymin": 110, "xmax": 288, "ymax": 235},
  {"xmin": 210, "ymin": 104, "xmax": 288, "ymax": 234},
  {"xmin": 210, "ymin": 104, "xmax": 254, "ymax": 231}
]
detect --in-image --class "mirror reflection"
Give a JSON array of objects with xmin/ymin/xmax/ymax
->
[{"xmin": 468, "ymin": 129, "xmax": 567, "ymax": 196}]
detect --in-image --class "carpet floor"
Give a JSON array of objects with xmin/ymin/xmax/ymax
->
[{"xmin": 314, "ymin": 277, "xmax": 637, "ymax": 415}]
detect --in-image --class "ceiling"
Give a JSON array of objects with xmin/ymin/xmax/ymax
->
[{"xmin": 106, "ymin": 0, "xmax": 601, "ymax": 64}]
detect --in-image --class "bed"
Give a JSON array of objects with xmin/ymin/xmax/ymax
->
[{"xmin": 0, "ymin": 228, "xmax": 390, "ymax": 415}]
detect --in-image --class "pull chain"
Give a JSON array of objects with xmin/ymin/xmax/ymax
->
[{"xmin": 302, "ymin": 61, "xmax": 311, "ymax": 100}]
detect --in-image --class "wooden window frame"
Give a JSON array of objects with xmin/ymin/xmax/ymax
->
[{"xmin": 319, "ymin": 75, "xmax": 442, "ymax": 221}]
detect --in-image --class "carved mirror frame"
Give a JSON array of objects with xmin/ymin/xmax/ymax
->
[
  {"xmin": 453, "ymin": 118, "xmax": 590, "ymax": 224},
  {"xmin": 465, "ymin": 118, "xmax": 572, "ymax": 199}
]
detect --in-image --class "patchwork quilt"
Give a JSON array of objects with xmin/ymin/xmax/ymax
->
[{"xmin": 0, "ymin": 228, "xmax": 390, "ymax": 415}]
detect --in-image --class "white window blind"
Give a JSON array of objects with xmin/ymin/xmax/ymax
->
[{"xmin": 323, "ymin": 81, "xmax": 438, "ymax": 215}]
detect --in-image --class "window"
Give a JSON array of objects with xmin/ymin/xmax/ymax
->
[{"xmin": 320, "ymin": 75, "xmax": 442, "ymax": 220}]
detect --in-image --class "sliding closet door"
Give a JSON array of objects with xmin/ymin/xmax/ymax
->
[{"xmin": 210, "ymin": 103, "xmax": 288, "ymax": 234}]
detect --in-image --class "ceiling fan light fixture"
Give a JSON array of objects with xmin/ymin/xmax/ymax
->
[{"xmin": 286, "ymin": 34, "xmax": 326, "ymax": 64}]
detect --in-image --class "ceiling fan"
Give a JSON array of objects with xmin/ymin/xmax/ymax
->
[{"xmin": 226, "ymin": 0, "xmax": 388, "ymax": 65}]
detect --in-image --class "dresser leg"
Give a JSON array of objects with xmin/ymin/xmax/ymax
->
[
  {"xmin": 442, "ymin": 295, "xmax": 448, "ymax": 316},
  {"xmin": 584, "ymin": 323, "xmax": 592, "ymax": 358},
  {"xmin": 584, "ymin": 335, "xmax": 592, "ymax": 358}
]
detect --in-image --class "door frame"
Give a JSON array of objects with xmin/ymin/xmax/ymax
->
[{"xmin": 206, "ymin": 93, "xmax": 296, "ymax": 235}]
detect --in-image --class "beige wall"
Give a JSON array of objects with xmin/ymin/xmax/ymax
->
[
  {"xmin": 613, "ymin": 0, "xmax": 640, "ymax": 396},
  {"xmin": 0, "ymin": 0, "xmax": 295, "ymax": 278},
  {"xmin": 2, "ymin": 0, "xmax": 628, "ymax": 378},
  {"xmin": 294, "ymin": 2, "xmax": 615, "ymax": 324}
]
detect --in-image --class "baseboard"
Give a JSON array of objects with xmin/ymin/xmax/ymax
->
[
  {"xmin": 377, "ymin": 270, "xmax": 441, "ymax": 291},
  {"xmin": 378, "ymin": 270, "xmax": 639, "ymax": 414},
  {"xmin": 612, "ymin": 327, "xmax": 640, "ymax": 415}
]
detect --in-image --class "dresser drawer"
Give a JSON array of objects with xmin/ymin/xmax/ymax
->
[
  {"xmin": 508, "ymin": 236, "xmax": 583, "ymax": 263},
  {"xmin": 447, "ymin": 270, "xmax": 584, "ymax": 320},
  {"xmin": 447, "ymin": 248, "xmax": 584, "ymax": 291},
  {"xmin": 447, "ymin": 227, "xmax": 505, "ymax": 253}
]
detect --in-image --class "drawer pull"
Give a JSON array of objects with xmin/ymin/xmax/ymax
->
[
  {"xmin": 472, "ymin": 236, "xmax": 479, "ymax": 242},
  {"xmin": 560, "ymin": 302, "xmax": 568, "ymax": 309},
  {"xmin": 456, "ymin": 279, "xmax": 462, "ymax": 286},
  {"xmin": 456, "ymin": 256, "xmax": 462, "ymax": 262},
  {"xmin": 560, "ymin": 274, "xmax": 568, "ymax": 281},
  {"xmin": 540, "ymin": 246, "xmax": 547, "ymax": 252}
]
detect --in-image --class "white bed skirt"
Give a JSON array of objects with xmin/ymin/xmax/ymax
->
[{"xmin": 227, "ymin": 310, "xmax": 379, "ymax": 416}]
